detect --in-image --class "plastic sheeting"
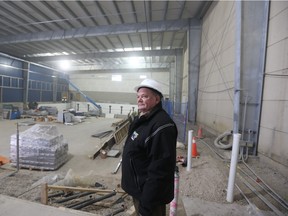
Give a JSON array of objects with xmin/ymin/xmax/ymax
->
[{"xmin": 10, "ymin": 124, "xmax": 69, "ymax": 170}]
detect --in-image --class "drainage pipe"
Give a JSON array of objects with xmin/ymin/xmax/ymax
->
[
  {"xmin": 54, "ymin": 191, "xmax": 95, "ymax": 204},
  {"xmin": 226, "ymin": 133, "xmax": 241, "ymax": 202},
  {"xmin": 186, "ymin": 130, "xmax": 193, "ymax": 171},
  {"xmin": 72, "ymin": 191, "xmax": 116, "ymax": 210}
]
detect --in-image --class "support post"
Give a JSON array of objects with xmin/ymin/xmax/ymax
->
[
  {"xmin": 226, "ymin": 133, "xmax": 241, "ymax": 202},
  {"xmin": 187, "ymin": 130, "xmax": 193, "ymax": 171},
  {"xmin": 41, "ymin": 183, "xmax": 48, "ymax": 205}
]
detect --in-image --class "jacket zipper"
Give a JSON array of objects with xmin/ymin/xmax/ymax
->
[{"xmin": 130, "ymin": 158, "xmax": 141, "ymax": 192}]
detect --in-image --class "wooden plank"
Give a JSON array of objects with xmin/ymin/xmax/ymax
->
[
  {"xmin": 89, "ymin": 118, "xmax": 130, "ymax": 160},
  {"xmin": 41, "ymin": 183, "xmax": 48, "ymax": 205},
  {"xmin": 113, "ymin": 120, "xmax": 129, "ymax": 144}
]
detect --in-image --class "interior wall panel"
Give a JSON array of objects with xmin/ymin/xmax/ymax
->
[{"xmin": 259, "ymin": 0, "xmax": 288, "ymax": 166}]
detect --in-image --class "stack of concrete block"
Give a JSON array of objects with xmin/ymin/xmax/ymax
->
[{"xmin": 10, "ymin": 124, "xmax": 69, "ymax": 170}]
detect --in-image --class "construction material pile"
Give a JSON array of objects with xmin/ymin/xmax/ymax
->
[{"xmin": 10, "ymin": 124, "xmax": 69, "ymax": 170}]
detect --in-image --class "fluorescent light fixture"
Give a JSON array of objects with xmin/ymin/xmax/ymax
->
[{"xmin": 112, "ymin": 75, "xmax": 122, "ymax": 82}]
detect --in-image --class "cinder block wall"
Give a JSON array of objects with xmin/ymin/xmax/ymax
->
[
  {"xmin": 198, "ymin": 1, "xmax": 288, "ymax": 167},
  {"xmin": 258, "ymin": 1, "xmax": 288, "ymax": 166},
  {"xmin": 197, "ymin": 1, "xmax": 235, "ymax": 134}
]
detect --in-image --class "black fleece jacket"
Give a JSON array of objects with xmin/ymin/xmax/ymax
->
[{"xmin": 121, "ymin": 102, "xmax": 178, "ymax": 216}]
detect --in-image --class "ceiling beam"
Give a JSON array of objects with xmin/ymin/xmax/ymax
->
[
  {"xmin": 68, "ymin": 68, "xmax": 169, "ymax": 74},
  {"xmin": 66, "ymin": 62, "xmax": 171, "ymax": 71},
  {"xmin": 0, "ymin": 19, "xmax": 190, "ymax": 45},
  {"xmin": 25, "ymin": 48, "xmax": 182, "ymax": 62}
]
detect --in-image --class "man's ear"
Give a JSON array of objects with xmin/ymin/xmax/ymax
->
[{"xmin": 156, "ymin": 95, "xmax": 161, "ymax": 103}]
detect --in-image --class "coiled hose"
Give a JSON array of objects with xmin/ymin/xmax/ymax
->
[{"xmin": 214, "ymin": 130, "xmax": 233, "ymax": 149}]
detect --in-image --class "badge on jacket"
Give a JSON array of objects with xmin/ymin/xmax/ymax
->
[{"xmin": 131, "ymin": 131, "xmax": 139, "ymax": 140}]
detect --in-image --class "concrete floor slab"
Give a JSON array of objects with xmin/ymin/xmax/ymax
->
[{"xmin": 0, "ymin": 194, "xmax": 98, "ymax": 216}]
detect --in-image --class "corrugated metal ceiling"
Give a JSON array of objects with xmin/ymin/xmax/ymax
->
[{"xmin": 0, "ymin": 1, "xmax": 211, "ymax": 73}]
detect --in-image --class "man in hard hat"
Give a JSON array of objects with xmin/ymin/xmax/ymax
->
[{"xmin": 121, "ymin": 79, "xmax": 178, "ymax": 216}]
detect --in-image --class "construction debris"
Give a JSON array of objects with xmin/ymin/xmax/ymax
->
[
  {"xmin": 92, "ymin": 130, "xmax": 113, "ymax": 138},
  {"xmin": 89, "ymin": 118, "xmax": 130, "ymax": 160},
  {"xmin": 10, "ymin": 124, "xmax": 69, "ymax": 170},
  {"xmin": 41, "ymin": 183, "xmax": 127, "ymax": 215},
  {"xmin": 112, "ymin": 159, "xmax": 122, "ymax": 174}
]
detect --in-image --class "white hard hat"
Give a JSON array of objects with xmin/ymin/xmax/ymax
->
[{"xmin": 134, "ymin": 79, "xmax": 163, "ymax": 96}]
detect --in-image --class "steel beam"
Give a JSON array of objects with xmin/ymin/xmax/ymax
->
[{"xmin": 0, "ymin": 19, "xmax": 190, "ymax": 45}]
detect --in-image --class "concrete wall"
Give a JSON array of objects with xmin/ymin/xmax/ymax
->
[
  {"xmin": 69, "ymin": 71, "xmax": 170, "ymax": 104},
  {"xmin": 197, "ymin": 1, "xmax": 288, "ymax": 166},
  {"xmin": 197, "ymin": 0, "xmax": 235, "ymax": 134},
  {"xmin": 70, "ymin": 101, "xmax": 137, "ymax": 116},
  {"xmin": 258, "ymin": 1, "xmax": 288, "ymax": 166}
]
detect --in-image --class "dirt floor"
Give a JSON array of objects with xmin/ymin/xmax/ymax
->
[{"xmin": 0, "ymin": 118, "xmax": 287, "ymax": 216}]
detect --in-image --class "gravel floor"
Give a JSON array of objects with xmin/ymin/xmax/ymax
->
[{"xmin": 0, "ymin": 126, "xmax": 287, "ymax": 216}]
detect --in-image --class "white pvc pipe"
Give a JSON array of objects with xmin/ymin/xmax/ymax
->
[
  {"xmin": 226, "ymin": 133, "xmax": 241, "ymax": 202},
  {"xmin": 187, "ymin": 130, "xmax": 193, "ymax": 171},
  {"xmin": 169, "ymin": 167, "xmax": 179, "ymax": 216}
]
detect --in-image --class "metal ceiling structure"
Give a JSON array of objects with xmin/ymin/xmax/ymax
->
[{"xmin": 0, "ymin": 1, "xmax": 211, "ymax": 73}]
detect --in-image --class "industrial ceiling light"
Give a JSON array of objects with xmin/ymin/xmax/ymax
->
[
  {"xmin": 112, "ymin": 74, "xmax": 122, "ymax": 82},
  {"xmin": 58, "ymin": 60, "xmax": 71, "ymax": 70},
  {"xmin": 129, "ymin": 57, "xmax": 141, "ymax": 68}
]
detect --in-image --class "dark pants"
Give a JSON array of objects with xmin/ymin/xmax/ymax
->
[{"xmin": 133, "ymin": 198, "xmax": 166, "ymax": 216}]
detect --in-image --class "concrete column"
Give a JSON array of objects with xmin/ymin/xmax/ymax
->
[
  {"xmin": 169, "ymin": 63, "xmax": 176, "ymax": 102},
  {"xmin": 188, "ymin": 19, "xmax": 202, "ymax": 123},
  {"xmin": 175, "ymin": 50, "xmax": 183, "ymax": 114},
  {"xmin": 52, "ymin": 73, "xmax": 58, "ymax": 102},
  {"xmin": 236, "ymin": 0, "xmax": 269, "ymax": 155}
]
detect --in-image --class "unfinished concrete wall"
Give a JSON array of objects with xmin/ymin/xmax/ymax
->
[
  {"xmin": 198, "ymin": 1, "xmax": 287, "ymax": 166},
  {"xmin": 258, "ymin": 1, "xmax": 288, "ymax": 166},
  {"xmin": 69, "ymin": 71, "xmax": 170, "ymax": 104},
  {"xmin": 197, "ymin": 1, "xmax": 235, "ymax": 134}
]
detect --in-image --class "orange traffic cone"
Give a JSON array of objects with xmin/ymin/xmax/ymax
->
[
  {"xmin": 191, "ymin": 137, "xmax": 199, "ymax": 158},
  {"xmin": 197, "ymin": 126, "xmax": 204, "ymax": 139},
  {"xmin": 0, "ymin": 155, "xmax": 10, "ymax": 166}
]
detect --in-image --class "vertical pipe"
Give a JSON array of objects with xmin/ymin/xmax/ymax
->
[
  {"xmin": 186, "ymin": 130, "xmax": 193, "ymax": 171},
  {"xmin": 16, "ymin": 122, "xmax": 20, "ymax": 171},
  {"xmin": 233, "ymin": 0, "xmax": 242, "ymax": 134},
  {"xmin": 183, "ymin": 102, "xmax": 188, "ymax": 143},
  {"xmin": 169, "ymin": 166, "xmax": 179, "ymax": 216},
  {"xmin": 226, "ymin": 133, "xmax": 241, "ymax": 202}
]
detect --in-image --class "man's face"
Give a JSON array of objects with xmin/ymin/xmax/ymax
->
[{"xmin": 137, "ymin": 87, "xmax": 160, "ymax": 113}]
